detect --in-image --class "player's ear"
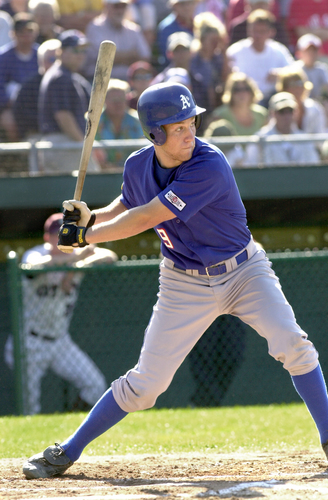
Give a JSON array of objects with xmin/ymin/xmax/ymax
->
[{"xmin": 44, "ymin": 233, "xmax": 50, "ymax": 243}]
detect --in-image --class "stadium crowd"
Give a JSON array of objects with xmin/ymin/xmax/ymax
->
[{"xmin": 1, "ymin": 0, "xmax": 328, "ymax": 172}]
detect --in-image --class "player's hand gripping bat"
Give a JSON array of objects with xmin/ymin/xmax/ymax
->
[{"xmin": 58, "ymin": 40, "xmax": 116, "ymax": 253}]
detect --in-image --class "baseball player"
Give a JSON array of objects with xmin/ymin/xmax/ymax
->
[
  {"xmin": 23, "ymin": 83, "xmax": 328, "ymax": 478},
  {"xmin": 9, "ymin": 213, "xmax": 117, "ymax": 414}
]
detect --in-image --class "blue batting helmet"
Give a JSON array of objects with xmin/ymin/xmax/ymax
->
[{"xmin": 137, "ymin": 82, "xmax": 206, "ymax": 145}]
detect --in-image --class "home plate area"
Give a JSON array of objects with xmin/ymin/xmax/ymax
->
[{"xmin": 2, "ymin": 451, "xmax": 328, "ymax": 499}]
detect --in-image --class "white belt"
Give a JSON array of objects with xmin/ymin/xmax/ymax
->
[{"xmin": 164, "ymin": 237, "xmax": 258, "ymax": 277}]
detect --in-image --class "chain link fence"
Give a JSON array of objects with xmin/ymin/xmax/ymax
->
[{"xmin": 5, "ymin": 250, "xmax": 328, "ymax": 415}]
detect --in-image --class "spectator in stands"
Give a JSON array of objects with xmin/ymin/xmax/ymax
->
[
  {"xmin": 28, "ymin": 0, "xmax": 63, "ymax": 45},
  {"xmin": 126, "ymin": 60, "xmax": 155, "ymax": 110},
  {"xmin": 83, "ymin": 0, "xmax": 151, "ymax": 83},
  {"xmin": 287, "ymin": 0, "xmax": 328, "ymax": 58},
  {"xmin": 0, "ymin": 10, "xmax": 13, "ymax": 48},
  {"xmin": 94, "ymin": 79, "xmax": 144, "ymax": 170},
  {"xmin": 295, "ymin": 34, "xmax": 328, "ymax": 100},
  {"xmin": 163, "ymin": 67, "xmax": 192, "ymax": 88},
  {"xmin": 156, "ymin": 0, "xmax": 197, "ymax": 68},
  {"xmin": 275, "ymin": 65, "xmax": 326, "ymax": 135},
  {"xmin": 38, "ymin": 30, "xmax": 100, "ymax": 172},
  {"xmin": 203, "ymin": 118, "xmax": 245, "ymax": 167},
  {"xmin": 226, "ymin": 9, "xmax": 294, "ymax": 107},
  {"xmin": 151, "ymin": 31, "xmax": 194, "ymax": 85},
  {"xmin": 125, "ymin": 0, "xmax": 157, "ymax": 46},
  {"xmin": 190, "ymin": 12, "xmax": 229, "ymax": 116},
  {"xmin": 56, "ymin": 0, "xmax": 102, "ymax": 33},
  {"xmin": 244, "ymin": 91, "xmax": 320, "ymax": 166},
  {"xmin": 209, "ymin": 71, "xmax": 268, "ymax": 135},
  {"xmin": 229, "ymin": 0, "xmax": 288, "ymax": 47},
  {"xmin": 0, "ymin": 0, "xmax": 28, "ymax": 17},
  {"xmin": 0, "ymin": 13, "xmax": 39, "ymax": 141},
  {"xmin": 13, "ymin": 38, "xmax": 60, "ymax": 144},
  {"xmin": 194, "ymin": 0, "xmax": 227, "ymax": 22}
]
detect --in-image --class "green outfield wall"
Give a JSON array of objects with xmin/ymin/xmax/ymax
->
[{"xmin": 2, "ymin": 251, "xmax": 328, "ymax": 415}]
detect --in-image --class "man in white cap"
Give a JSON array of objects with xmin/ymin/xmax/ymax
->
[
  {"xmin": 156, "ymin": 0, "xmax": 198, "ymax": 67},
  {"xmin": 245, "ymin": 91, "xmax": 320, "ymax": 166},
  {"xmin": 83, "ymin": 0, "xmax": 151, "ymax": 82},
  {"xmin": 295, "ymin": 34, "xmax": 328, "ymax": 100}
]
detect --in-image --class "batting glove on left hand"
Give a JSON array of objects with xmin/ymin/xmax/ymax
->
[
  {"xmin": 57, "ymin": 223, "xmax": 89, "ymax": 252},
  {"xmin": 62, "ymin": 200, "xmax": 96, "ymax": 228}
]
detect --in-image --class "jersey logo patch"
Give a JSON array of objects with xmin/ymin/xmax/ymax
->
[
  {"xmin": 165, "ymin": 190, "xmax": 186, "ymax": 211},
  {"xmin": 180, "ymin": 94, "xmax": 191, "ymax": 110}
]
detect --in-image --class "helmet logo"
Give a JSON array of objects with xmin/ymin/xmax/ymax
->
[{"xmin": 180, "ymin": 94, "xmax": 191, "ymax": 110}]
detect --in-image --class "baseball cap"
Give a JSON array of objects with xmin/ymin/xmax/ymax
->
[
  {"xmin": 164, "ymin": 67, "xmax": 191, "ymax": 87},
  {"xmin": 59, "ymin": 29, "xmax": 88, "ymax": 48},
  {"xmin": 297, "ymin": 33, "xmax": 322, "ymax": 51},
  {"xmin": 44, "ymin": 213, "xmax": 63, "ymax": 234},
  {"xmin": 127, "ymin": 61, "xmax": 154, "ymax": 79},
  {"xmin": 13, "ymin": 12, "xmax": 38, "ymax": 32},
  {"xmin": 167, "ymin": 31, "xmax": 193, "ymax": 52},
  {"xmin": 269, "ymin": 92, "xmax": 297, "ymax": 112}
]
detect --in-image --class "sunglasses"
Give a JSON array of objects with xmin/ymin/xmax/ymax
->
[
  {"xmin": 132, "ymin": 73, "xmax": 153, "ymax": 81},
  {"xmin": 233, "ymin": 86, "xmax": 251, "ymax": 92},
  {"xmin": 70, "ymin": 47, "xmax": 88, "ymax": 54},
  {"xmin": 276, "ymin": 107, "xmax": 294, "ymax": 114}
]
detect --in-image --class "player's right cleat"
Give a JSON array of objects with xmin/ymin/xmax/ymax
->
[{"xmin": 23, "ymin": 443, "xmax": 73, "ymax": 479}]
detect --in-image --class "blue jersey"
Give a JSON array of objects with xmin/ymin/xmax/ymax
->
[{"xmin": 121, "ymin": 137, "xmax": 251, "ymax": 270}]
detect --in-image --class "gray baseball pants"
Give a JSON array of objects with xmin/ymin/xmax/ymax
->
[{"xmin": 112, "ymin": 246, "xmax": 318, "ymax": 413}]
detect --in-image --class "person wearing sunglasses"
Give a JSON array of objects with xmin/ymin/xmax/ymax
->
[
  {"xmin": 245, "ymin": 91, "xmax": 320, "ymax": 166},
  {"xmin": 37, "ymin": 29, "xmax": 101, "ymax": 173},
  {"xmin": 208, "ymin": 71, "xmax": 268, "ymax": 136}
]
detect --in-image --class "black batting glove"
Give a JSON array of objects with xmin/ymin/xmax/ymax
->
[
  {"xmin": 63, "ymin": 207, "xmax": 81, "ymax": 224},
  {"xmin": 63, "ymin": 208, "xmax": 96, "ymax": 228},
  {"xmin": 58, "ymin": 224, "xmax": 89, "ymax": 248}
]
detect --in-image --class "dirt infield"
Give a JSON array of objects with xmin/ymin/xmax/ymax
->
[{"xmin": 1, "ymin": 451, "xmax": 328, "ymax": 499}]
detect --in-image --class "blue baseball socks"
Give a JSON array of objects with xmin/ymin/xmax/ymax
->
[
  {"xmin": 292, "ymin": 364, "xmax": 328, "ymax": 446},
  {"xmin": 61, "ymin": 388, "xmax": 128, "ymax": 462}
]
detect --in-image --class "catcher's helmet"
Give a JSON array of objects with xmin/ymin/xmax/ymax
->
[{"xmin": 137, "ymin": 82, "xmax": 206, "ymax": 145}]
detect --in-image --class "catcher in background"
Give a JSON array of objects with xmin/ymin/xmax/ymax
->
[{"xmin": 4, "ymin": 213, "xmax": 117, "ymax": 414}]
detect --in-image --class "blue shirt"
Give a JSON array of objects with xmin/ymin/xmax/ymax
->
[
  {"xmin": 95, "ymin": 110, "xmax": 144, "ymax": 166},
  {"xmin": 38, "ymin": 62, "xmax": 91, "ymax": 134},
  {"xmin": 0, "ymin": 42, "xmax": 39, "ymax": 110},
  {"xmin": 121, "ymin": 137, "xmax": 251, "ymax": 270},
  {"xmin": 156, "ymin": 13, "xmax": 193, "ymax": 66}
]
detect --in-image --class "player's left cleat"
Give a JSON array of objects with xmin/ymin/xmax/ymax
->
[
  {"xmin": 322, "ymin": 440, "xmax": 328, "ymax": 460},
  {"xmin": 23, "ymin": 443, "xmax": 73, "ymax": 479}
]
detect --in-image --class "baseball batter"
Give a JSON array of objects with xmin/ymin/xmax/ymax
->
[{"xmin": 24, "ymin": 82, "xmax": 328, "ymax": 479}]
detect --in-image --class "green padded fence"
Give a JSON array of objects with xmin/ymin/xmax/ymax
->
[{"xmin": 3, "ymin": 251, "xmax": 328, "ymax": 415}]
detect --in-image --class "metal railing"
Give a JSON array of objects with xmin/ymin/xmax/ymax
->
[{"xmin": 0, "ymin": 134, "xmax": 327, "ymax": 174}]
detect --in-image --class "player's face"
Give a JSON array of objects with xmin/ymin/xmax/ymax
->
[{"xmin": 155, "ymin": 117, "xmax": 196, "ymax": 168}]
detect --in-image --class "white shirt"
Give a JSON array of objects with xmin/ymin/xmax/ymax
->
[
  {"xmin": 244, "ymin": 120, "xmax": 321, "ymax": 166},
  {"xmin": 227, "ymin": 38, "xmax": 295, "ymax": 97},
  {"xmin": 83, "ymin": 15, "xmax": 151, "ymax": 80}
]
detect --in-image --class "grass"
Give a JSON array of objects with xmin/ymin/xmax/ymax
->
[{"xmin": 1, "ymin": 403, "xmax": 319, "ymax": 460}]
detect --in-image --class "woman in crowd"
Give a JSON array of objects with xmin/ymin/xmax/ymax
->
[
  {"xmin": 189, "ymin": 11, "xmax": 229, "ymax": 120},
  {"xmin": 208, "ymin": 71, "xmax": 268, "ymax": 136}
]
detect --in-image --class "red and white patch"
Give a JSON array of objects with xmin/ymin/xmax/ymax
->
[{"xmin": 164, "ymin": 190, "xmax": 186, "ymax": 211}]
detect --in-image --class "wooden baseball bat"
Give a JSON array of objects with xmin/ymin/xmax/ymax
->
[
  {"xmin": 74, "ymin": 40, "xmax": 116, "ymax": 200},
  {"xmin": 59, "ymin": 40, "xmax": 116, "ymax": 253}
]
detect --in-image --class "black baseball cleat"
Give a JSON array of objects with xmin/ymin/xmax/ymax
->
[
  {"xmin": 322, "ymin": 440, "xmax": 328, "ymax": 460},
  {"xmin": 23, "ymin": 443, "xmax": 73, "ymax": 479}
]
